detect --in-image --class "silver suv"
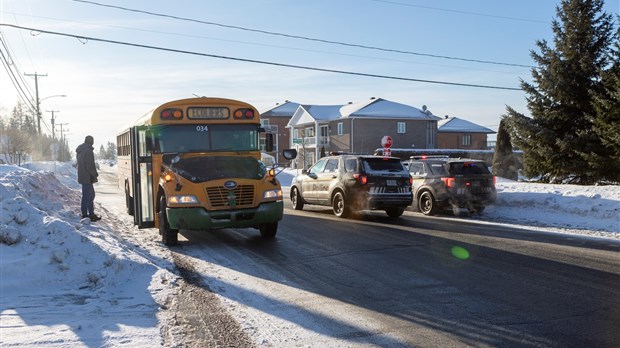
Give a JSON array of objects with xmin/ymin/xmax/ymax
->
[{"xmin": 290, "ymin": 154, "xmax": 413, "ymax": 218}]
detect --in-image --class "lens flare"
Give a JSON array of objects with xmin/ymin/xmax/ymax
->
[{"xmin": 451, "ymin": 246, "xmax": 470, "ymax": 260}]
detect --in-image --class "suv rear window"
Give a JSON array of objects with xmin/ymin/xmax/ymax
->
[
  {"xmin": 448, "ymin": 162, "xmax": 491, "ymax": 175},
  {"xmin": 362, "ymin": 158, "xmax": 405, "ymax": 172},
  {"xmin": 428, "ymin": 163, "xmax": 448, "ymax": 175}
]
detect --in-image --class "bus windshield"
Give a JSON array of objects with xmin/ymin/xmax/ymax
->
[{"xmin": 153, "ymin": 124, "xmax": 260, "ymax": 153}]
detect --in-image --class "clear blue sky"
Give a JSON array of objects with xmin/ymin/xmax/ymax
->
[{"xmin": 1, "ymin": 0, "xmax": 618, "ymax": 150}]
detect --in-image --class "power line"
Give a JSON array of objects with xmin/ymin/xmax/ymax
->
[
  {"xmin": 0, "ymin": 33, "xmax": 55, "ymax": 135},
  {"xmin": 0, "ymin": 32, "xmax": 36, "ymax": 104},
  {"xmin": 369, "ymin": 0, "xmax": 549, "ymax": 24},
  {"xmin": 0, "ymin": 23, "xmax": 522, "ymax": 91},
  {"xmin": 0, "ymin": 38, "xmax": 36, "ymax": 111},
  {"xmin": 2, "ymin": 10, "xmax": 524, "ymax": 76},
  {"xmin": 0, "ymin": 30, "xmax": 36, "ymax": 100},
  {"xmin": 71, "ymin": 0, "xmax": 534, "ymax": 69}
]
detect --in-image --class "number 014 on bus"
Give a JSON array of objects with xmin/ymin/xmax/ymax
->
[{"xmin": 117, "ymin": 97, "xmax": 296, "ymax": 246}]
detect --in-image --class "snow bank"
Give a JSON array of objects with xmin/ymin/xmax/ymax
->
[
  {"xmin": 487, "ymin": 179, "xmax": 620, "ymax": 237},
  {"xmin": 0, "ymin": 165, "xmax": 178, "ymax": 347}
]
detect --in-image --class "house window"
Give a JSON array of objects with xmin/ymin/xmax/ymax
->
[
  {"xmin": 260, "ymin": 119, "xmax": 269, "ymax": 126},
  {"xmin": 397, "ymin": 122, "xmax": 406, "ymax": 134},
  {"xmin": 305, "ymin": 126, "xmax": 315, "ymax": 137},
  {"xmin": 337, "ymin": 122, "xmax": 344, "ymax": 135},
  {"xmin": 462, "ymin": 134, "xmax": 472, "ymax": 146},
  {"xmin": 427, "ymin": 122, "xmax": 435, "ymax": 148},
  {"xmin": 319, "ymin": 125, "xmax": 329, "ymax": 145}
]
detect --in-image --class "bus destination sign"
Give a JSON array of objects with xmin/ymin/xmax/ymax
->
[{"xmin": 187, "ymin": 107, "xmax": 230, "ymax": 119}]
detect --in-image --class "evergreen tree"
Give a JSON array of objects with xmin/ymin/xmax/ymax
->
[
  {"xmin": 98, "ymin": 145, "xmax": 106, "ymax": 160},
  {"xmin": 58, "ymin": 138, "xmax": 71, "ymax": 162},
  {"xmin": 506, "ymin": 0, "xmax": 616, "ymax": 184},
  {"xmin": 105, "ymin": 141, "xmax": 117, "ymax": 160},
  {"xmin": 592, "ymin": 21, "xmax": 620, "ymax": 182},
  {"xmin": 492, "ymin": 118, "xmax": 519, "ymax": 180}
]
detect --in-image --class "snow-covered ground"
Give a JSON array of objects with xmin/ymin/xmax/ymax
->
[{"xmin": 1, "ymin": 162, "xmax": 619, "ymax": 347}]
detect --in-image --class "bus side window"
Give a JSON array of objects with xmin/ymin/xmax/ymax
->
[{"xmin": 145, "ymin": 130, "xmax": 155, "ymax": 153}]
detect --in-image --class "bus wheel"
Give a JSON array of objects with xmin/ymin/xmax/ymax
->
[
  {"xmin": 159, "ymin": 195, "xmax": 178, "ymax": 246},
  {"xmin": 125, "ymin": 182, "xmax": 134, "ymax": 216},
  {"xmin": 259, "ymin": 222, "xmax": 278, "ymax": 239}
]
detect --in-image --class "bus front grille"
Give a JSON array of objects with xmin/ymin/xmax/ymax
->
[{"xmin": 206, "ymin": 185, "xmax": 254, "ymax": 207}]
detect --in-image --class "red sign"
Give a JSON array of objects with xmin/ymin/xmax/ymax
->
[{"xmin": 381, "ymin": 135, "xmax": 393, "ymax": 148}]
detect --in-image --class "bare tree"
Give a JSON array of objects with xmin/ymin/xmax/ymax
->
[{"xmin": 2, "ymin": 128, "xmax": 31, "ymax": 165}]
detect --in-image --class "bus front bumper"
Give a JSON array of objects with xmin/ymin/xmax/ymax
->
[{"xmin": 166, "ymin": 201, "xmax": 283, "ymax": 230}]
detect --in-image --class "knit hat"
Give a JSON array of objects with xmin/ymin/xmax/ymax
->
[{"xmin": 85, "ymin": 135, "xmax": 94, "ymax": 145}]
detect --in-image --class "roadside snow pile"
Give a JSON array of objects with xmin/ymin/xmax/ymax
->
[
  {"xmin": 0, "ymin": 167, "xmax": 178, "ymax": 347},
  {"xmin": 22, "ymin": 161, "xmax": 80, "ymax": 188},
  {"xmin": 487, "ymin": 179, "xmax": 620, "ymax": 236}
]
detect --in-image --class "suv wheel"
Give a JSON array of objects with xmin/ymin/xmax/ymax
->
[
  {"xmin": 469, "ymin": 204, "xmax": 485, "ymax": 215},
  {"xmin": 332, "ymin": 191, "xmax": 350, "ymax": 218},
  {"xmin": 291, "ymin": 187, "xmax": 304, "ymax": 210},
  {"xmin": 385, "ymin": 207, "xmax": 404, "ymax": 218},
  {"xmin": 418, "ymin": 191, "xmax": 438, "ymax": 216}
]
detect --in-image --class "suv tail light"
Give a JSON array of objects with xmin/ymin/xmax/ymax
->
[
  {"xmin": 493, "ymin": 176, "xmax": 497, "ymax": 186},
  {"xmin": 353, "ymin": 174, "xmax": 368, "ymax": 185},
  {"xmin": 409, "ymin": 175, "xmax": 413, "ymax": 185},
  {"xmin": 441, "ymin": 177, "xmax": 455, "ymax": 187}
]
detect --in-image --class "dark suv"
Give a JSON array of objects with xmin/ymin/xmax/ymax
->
[
  {"xmin": 403, "ymin": 156, "xmax": 496, "ymax": 215},
  {"xmin": 290, "ymin": 154, "xmax": 413, "ymax": 218}
]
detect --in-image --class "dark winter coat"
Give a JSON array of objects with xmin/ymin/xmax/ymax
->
[{"xmin": 76, "ymin": 142, "xmax": 98, "ymax": 184}]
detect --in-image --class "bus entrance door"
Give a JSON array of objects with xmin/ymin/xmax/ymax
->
[{"xmin": 130, "ymin": 126, "xmax": 155, "ymax": 228}]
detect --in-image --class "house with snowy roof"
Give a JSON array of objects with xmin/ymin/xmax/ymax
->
[
  {"xmin": 284, "ymin": 97, "xmax": 442, "ymax": 168},
  {"xmin": 436, "ymin": 116, "xmax": 495, "ymax": 150},
  {"xmin": 259, "ymin": 101, "xmax": 301, "ymax": 163}
]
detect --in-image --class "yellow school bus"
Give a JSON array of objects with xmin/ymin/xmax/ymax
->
[{"xmin": 117, "ymin": 97, "xmax": 296, "ymax": 246}]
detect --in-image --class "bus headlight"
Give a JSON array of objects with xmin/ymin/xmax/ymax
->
[
  {"xmin": 168, "ymin": 195, "xmax": 199, "ymax": 204},
  {"xmin": 263, "ymin": 189, "xmax": 283, "ymax": 200}
]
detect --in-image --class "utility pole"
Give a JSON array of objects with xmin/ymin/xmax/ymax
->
[
  {"xmin": 57, "ymin": 123, "xmax": 69, "ymax": 142},
  {"xmin": 24, "ymin": 72, "xmax": 47, "ymax": 134},
  {"xmin": 57, "ymin": 123, "xmax": 69, "ymax": 161},
  {"xmin": 47, "ymin": 110, "xmax": 59, "ymax": 140}
]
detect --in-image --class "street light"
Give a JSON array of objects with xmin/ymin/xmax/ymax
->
[
  {"xmin": 41, "ymin": 94, "xmax": 67, "ymax": 102},
  {"xmin": 36, "ymin": 94, "xmax": 67, "ymax": 134}
]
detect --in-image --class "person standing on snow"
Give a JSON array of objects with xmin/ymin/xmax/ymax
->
[{"xmin": 76, "ymin": 135, "xmax": 101, "ymax": 221}]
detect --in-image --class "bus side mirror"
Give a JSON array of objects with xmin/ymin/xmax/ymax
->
[
  {"xmin": 162, "ymin": 153, "xmax": 180, "ymax": 165},
  {"xmin": 265, "ymin": 133, "xmax": 274, "ymax": 152},
  {"xmin": 282, "ymin": 149, "xmax": 297, "ymax": 160}
]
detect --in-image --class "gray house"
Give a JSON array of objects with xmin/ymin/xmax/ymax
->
[{"xmin": 286, "ymin": 97, "xmax": 441, "ymax": 168}]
